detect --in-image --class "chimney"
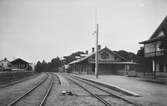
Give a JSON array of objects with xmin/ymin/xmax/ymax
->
[
  {"xmin": 85, "ymin": 50, "xmax": 88, "ymax": 54},
  {"xmin": 4, "ymin": 57, "xmax": 7, "ymax": 60},
  {"xmin": 98, "ymin": 45, "xmax": 101, "ymax": 50},
  {"xmin": 92, "ymin": 48, "xmax": 95, "ymax": 52}
]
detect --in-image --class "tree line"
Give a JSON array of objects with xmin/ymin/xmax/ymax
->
[
  {"xmin": 34, "ymin": 51, "xmax": 85, "ymax": 73},
  {"xmin": 35, "ymin": 57, "xmax": 62, "ymax": 72}
]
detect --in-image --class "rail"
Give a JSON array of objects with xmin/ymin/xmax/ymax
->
[
  {"xmin": 71, "ymin": 75, "xmax": 140, "ymax": 106},
  {"xmin": 7, "ymin": 73, "xmax": 50, "ymax": 106},
  {"xmin": 66, "ymin": 77, "xmax": 113, "ymax": 106},
  {"xmin": 39, "ymin": 75, "xmax": 54, "ymax": 106}
]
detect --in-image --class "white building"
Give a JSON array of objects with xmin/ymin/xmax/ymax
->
[{"xmin": 0, "ymin": 58, "xmax": 12, "ymax": 71}]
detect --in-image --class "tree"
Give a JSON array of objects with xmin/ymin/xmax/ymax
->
[
  {"xmin": 136, "ymin": 47, "xmax": 144, "ymax": 57},
  {"xmin": 50, "ymin": 57, "xmax": 62, "ymax": 72},
  {"xmin": 115, "ymin": 50, "xmax": 136, "ymax": 61},
  {"xmin": 63, "ymin": 51, "xmax": 85, "ymax": 64},
  {"xmin": 35, "ymin": 61, "xmax": 42, "ymax": 73},
  {"xmin": 41, "ymin": 60, "xmax": 48, "ymax": 72},
  {"xmin": 35, "ymin": 57, "xmax": 63, "ymax": 72},
  {"xmin": 135, "ymin": 47, "xmax": 152, "ymax": 73}
]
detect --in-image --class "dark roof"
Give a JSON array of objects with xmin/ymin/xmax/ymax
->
[
  {"xmin": 140, "ymin": 16, "xmax": 167, "ymax": 44},
  {"xmin": 69, "ymin": 47, "xmax": 129, "ymax": 65},
  {"xmin": 139, "ymin": 35, "xmax": 165, "ymax": 44},
  {"xmin": 11, "ymin": 58, "xmax": 29, "ymax": 64}
]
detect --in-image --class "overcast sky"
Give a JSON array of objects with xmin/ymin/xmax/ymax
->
[{"xmin": 0, "ymin": 0, "xmax": 167, "ymax": 62}]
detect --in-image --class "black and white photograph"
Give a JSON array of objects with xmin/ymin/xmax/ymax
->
[{"xmin": 0, "ymin": 0, "xmax": 167, "ymax": 106}]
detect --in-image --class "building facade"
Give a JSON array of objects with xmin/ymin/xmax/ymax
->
[
  {"xmin": 140, "ymin": 16, "xmax": 167, "ymax": 73},
  {"xmin": 11, "ymin": 58, "xmax": 32, "ymax": 71},
  {"xmin": 69, "ymin": 47, "xmax": 136, "ymax": 75}
]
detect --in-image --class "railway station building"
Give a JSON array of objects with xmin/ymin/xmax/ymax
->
[
  {"xmin": 69, "ymin": 46, "xmax": 136, "ymax": 75},
  {"xmin": 11, "ymin": 58, "xmax": 32, "ymax": 71},
  {"xmin": 139, "ymin": 16, "xmax": 167, "ymax": 75}
]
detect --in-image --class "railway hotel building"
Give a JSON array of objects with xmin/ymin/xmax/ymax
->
[
  {"xmin": 140, "ymin": 16, "xmax": 167, "ymax": 74},
  {"xmin": 69, "ymin": 46, "xmax": 136, "ymax": 75}
]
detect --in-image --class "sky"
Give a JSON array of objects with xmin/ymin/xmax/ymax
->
[{"xmin": 0, "ymin": 0, "xmax": 167, "ymax": 62}]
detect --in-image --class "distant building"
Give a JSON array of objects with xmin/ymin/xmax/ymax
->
[
  {"xmin": 10, "ymin": 58, "xmax": 32, "ymax": 71},
  {"xmin": 139, "ymin": 16, "xmax": 167, "ymax": 73},
  {"xmin": 58, "ymin": 66, "xmax": 65, "ymax": 72},
  {"xmin": 69, "ymin": 46, "xmax": 136, "ymax": 75},
  {"xmin": 0, "ymin": 58, "xmax": 12, "ymax": 71}
]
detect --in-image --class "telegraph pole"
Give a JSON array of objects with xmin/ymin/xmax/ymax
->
[
  {"xmin": 95, "ymin": 23, "xmax": 99, "ymax": 79},
  {"xmin": 92, "ymin": 8, "xmax": 99, "ymax": 79}
]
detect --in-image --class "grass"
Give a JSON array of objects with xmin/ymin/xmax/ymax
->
[{"xmin": 0, "ymin": 71, "xmax": 35, "ymax": 85}]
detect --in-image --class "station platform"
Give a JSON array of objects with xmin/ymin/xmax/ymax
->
[
  {"xmin": 72, "ymin": 74, "xmax": 140, "ymax": 97},
  {"xmin": 72, "ymin": 74, "xmax": 167, "ymax": 105}
]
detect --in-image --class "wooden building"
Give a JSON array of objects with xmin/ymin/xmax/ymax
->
[
  {"xmin": 69, "ymin": 47, "xmax": 136, "ymax": 75},
  {"xmin": 140, "ymin": 16, "xmax": 167, "ymax": 74},
  {"xmin": 11, "ymin": 58, "xmax": 32, "ymax": 71}
]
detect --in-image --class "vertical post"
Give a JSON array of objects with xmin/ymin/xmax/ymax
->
[
  {"xmin": 154, "ymin": 43, "xmax": 157, "ymax": 79},
  {"xmin": 153, "ymin": 59, "xmax": 156, "ymax": 79},
  {"xmin": 95, "ymin": 24, "xmax": 99, "ymax": 78},
  {"xmin": 125, "ymin": 65, "xmax": 127, "ymax": 75}
]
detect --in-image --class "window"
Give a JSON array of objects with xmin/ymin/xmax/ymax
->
[
  {"xmin": 158, "ymin": 31, "xmax": 165, "ymax": 37},
  {"xmin": 101, "ymin": 52, "xmax": 109, "ymax": 59},
  {"xmin": 145, "ymin": 43, "xmax": 156, "ymax": 53}
]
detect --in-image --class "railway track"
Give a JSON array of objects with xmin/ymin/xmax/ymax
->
[
  {"xmin": 7, "ymin": 73, "xmax": 54, "ymax": 106},
  {"xmin": 67, "ymin": 77, "xmax": 112, "ymax": 106},
  {"xmin": 65, "ymin": 75, "xmax": 141, "ymax": 106},
  {"xmin": 39, "ymin": 74, "xmax": 54, "ymax": 106}
]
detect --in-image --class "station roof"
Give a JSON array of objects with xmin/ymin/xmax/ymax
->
[
  {"xmin": 11, "ymin": 58, "xmax": 29, "ymax": 64},
  {"xmin": 69, "ymin": 47, "xmax": 137, "ymax": 65},
  {"xmin": 139, "ymin": 16, "xmax": 167, "ymax": 44}
]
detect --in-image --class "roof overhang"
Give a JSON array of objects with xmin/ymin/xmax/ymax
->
[
  {"xmin": 89, "ymin": 61, "xmax": 137, "ymax": 65},
  {"xmin": 139, "ymin": 36, "xmax": 165, "ymax": 44}
]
